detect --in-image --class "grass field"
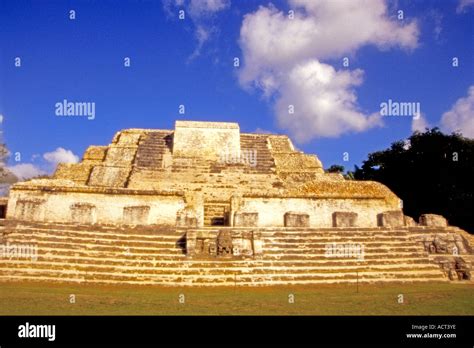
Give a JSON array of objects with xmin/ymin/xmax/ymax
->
[{"xmin": 0, "ymin": 281, "xmax": 473, "ymax": 315}]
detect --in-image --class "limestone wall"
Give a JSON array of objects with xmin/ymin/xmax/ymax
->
[
  {"xmin": 240, "ymin": 197, "xmax": 399, "ymax": 228},
  {"xmin": 7, "ymin": 188, "xmax": 185, "ymax": 226},
  {"xmin": 172, "ymin": 121, "xmax": 240, "ymax": 159}
]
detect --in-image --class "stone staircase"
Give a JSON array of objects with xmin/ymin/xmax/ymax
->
[
  {"xmin": 134, "ymin": 131, "xmax": 173, "ymax": 169},
  {"xmin": 239, "ymin": 134, "xmax": 275, "ymax": 174},
  {"xmin": 0, "ymin": 222, "xmax": 448, "ymax": 286},
  {"xmin": 203, "ymin": 203, "xmax": 230, "ymax": 226}
]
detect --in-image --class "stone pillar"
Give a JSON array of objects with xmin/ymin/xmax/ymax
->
[
  {"xmin": 176, "ymin": 209, "xmax": 198, "ymax": 227},
  {"xmin": 332, "ymin": 212, "xmax": 357, "ymax": 227},
  {"xmin": 284, "ymin": 212, "xmax": 310, "ymax": 227},
  {"xmin": 185, "ymin": 230, "xmax": 197, "ymax": 256},
  {"xmin": 252, "ymin": 231, "xmax": 264, "ymax": 258},
  {"xmin": 229, "ymin": 193, "xmax": 243, "ymax": 227},
  {"xmin": 233, "ymin": 212, "xmax": 258, "ymax": 227}
]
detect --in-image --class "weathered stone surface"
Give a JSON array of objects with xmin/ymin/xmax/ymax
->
[
  {"xmin": 176, "ymin": 208, "xmax": 198, "ymax": 227},
  {"xmin": 216, "ymin": 230, "xmax": 233, "ymax": 256},
  {"xmin": 422, "ymin": 233, "xmax": 470, "ymax": 255},
  {"xmin": 284, "ymin": 212, "xmax": 310, "ymax": 227},
  {"xmin": 104, "ymin": 146, "xmax": 137, "ymax": 165},
  {"xmin": 404, "ymin": 215, "xmax": 417, "ymax": 227},
  {"xmin": 332, "ymin": 212, "xmax": 357, "ymax": 227},
  {"xmin": 123, "ymin": 205, "xmax": 150, "ymax": 225},
  {"xmin": 82, "ymin": 146, "xmax": 107, "ymax": 162},
  {"xmin": 70, "ymin": 203, "xmax": 96, "ymax": 224},
  {"xmin": 14, "ymin": 199, "xmax": 45, "ymax": 221},
  {"xmin": 7, "ymin": 120, "xmax": 402, "ymax": 228},
  {"xmin": 53, "ymin": 163, "xmax": 94, "ymax": 184},
  {"xmin": 419, "ymin": 214, "xmax": 448, "ymax": 227},
  {"xmin": 173, "ymin": 121, "xmax": 240, "ymax": 159},
  {"xmin": 233, "ymin": 212, "xmax": 258, "ymax": 227},
  {"xmin": 377, "ymin": 210, "xmax": 405, "ymax": 227},
  {"xmin": 88, "ymin": 166, "xmax": 130, "ymax": 187}
]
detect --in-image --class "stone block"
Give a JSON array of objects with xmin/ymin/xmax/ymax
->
[
  {"xmin": 82, "ymin": 146, "xmax": 107, "ymax": 162},
  {"xmin": 123, "ymin": 205, "xmax": 150, "ymax": 225},
  {"xmin": 70, "ymin": 203, "xmax": 96, "ymax": 224},
  {"xmin": 14, "ymin": 199, "xmax": 45, "ymax": 221},
  {"xmin": 404, "ymin": 215, "xmax": 417, "ymax": 227},
  {"xmin": 176, "ymin": 209, "xmax": 199, "ymax": 227},
  {"xmin": 332, "ymin": 212, "xmax": 357, "ymax": 227},
  {"xmin": 173, "ymin": 120, "xmax": 240, "ymax": 159},
  {"xmin": 233, "ymin": 212, "xmax": 258, "ymax": 227},
  {"xmin": 284, "ymin": 212, "xmax": 310, "ymax": 227},
  {"xmin": 377, "ymin": 210, "xmax": 404, "ymax": 227},
  {"xmin": 88, "ymin": 166, "xmax": 130, "ymax": 187},
  {"xmin": 419, "ymin": 214, "xmax": 448, "ymax": 227},
  {"xmin": 116, "ymin": 132, "xmax": 141, "ymax": 145},
  {"xmin": 104, "ymin": 146, "xmax": 137, "ymax": 165},
  {"xmin": 53, "ymin": 163, "xmax": 94, "ymax": 184}
]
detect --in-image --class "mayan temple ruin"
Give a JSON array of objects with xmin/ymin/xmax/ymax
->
[{"xmin": 0, "ymin": 120, "xmax": 472, "ymax": 285}]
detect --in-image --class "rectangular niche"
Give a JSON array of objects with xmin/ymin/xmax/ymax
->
[
  {"xmin": 70, "ymin": 203, "xmax": 97, "ymax": 224},
  {"xmin": 123, "ymin": 205, "xmax": 150, "ymax": 225},
  {"xmin": 15, "ymin": 199, "xmax": 45, "ymax": 221}
]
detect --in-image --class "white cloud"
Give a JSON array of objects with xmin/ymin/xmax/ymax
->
[
  {"xmin": 188, "ymin": 24, "xmax": 214, "ymax": 61},
  {"xmin": 411, "ymin": 113, "xmax": 430, "ymax": 133},
  {"xmin": 8, "ymin": 163, "xmax": 47, "ymax": 180},
  {"xmin": 238, "ymin": 0, "xmax": 419, "ymax": 141},
  {"xmin": 275, "ymin": 60, "xmax": 382, "ymax": 141},
  {"xmin": 164, "ymin": 0, "xmax": 230, "ymax": 60},
  {"xmin": 440, "ymin": 85, "xmax": 474, "ymax": 138},
  {"xmin": 43, "ymin": 147, "xmax": 79, "ymax": 165},
  {"xmin": 188, "ymin": 0, "xmax": 230, "ymax": 18},
  {"xmin": 6, "ymin": 147, "xmax": 79, "ymax": 181},
  {"xmin": 457, "ymin": 0, "xmax": 474, "ymax": 13}
]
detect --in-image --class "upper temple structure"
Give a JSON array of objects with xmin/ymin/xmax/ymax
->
[
  {"xmin": 7, "ymin": 120, "xmax": 401, "ymax": 228},
  {"xmin": 1, "ymin": 120, "xmax": 472, "ymax": 286}
]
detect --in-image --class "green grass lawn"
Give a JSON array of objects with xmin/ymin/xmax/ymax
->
[{"xmin": 0, "ymin": 281, "xmax": 473, "ymax": 315}]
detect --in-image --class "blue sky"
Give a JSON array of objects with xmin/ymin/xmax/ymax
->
[{"xmin": 0, "ymin": 0, "xmax": 473, "ymax": 179}]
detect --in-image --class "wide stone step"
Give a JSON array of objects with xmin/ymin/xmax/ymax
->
[
  {"xmin": 6, "ymin": 233, "xmax": 183, "ymax": 248},
  {"xmin": 0, "ymin": 253, "xmax": 436, "ymax": 267},
  {"xmin": 0, "ymin": 268, "xmax": 443, "ymax": 283},
  {"xmin": 7, "ymin": 224, "xmax": 184, "ymax": 236},
  {"xmin": 263, "ymin": 246, "xmax": 422, "ymax": 253},
  {"xmin": 0, "ymin": 261, "xmax": 441, "ymax": 276},
  {"xmin": 0, "ymin": 273, "xmax": 447, "ymax": 286}
]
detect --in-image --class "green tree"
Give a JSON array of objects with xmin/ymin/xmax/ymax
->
[
  {"xmin": 354, "ymin": 128, "xmax": 474, "ymax": 233},
  {"xmin": 326, "ymin": 164, "xmax": 345, "ymax": 173}
]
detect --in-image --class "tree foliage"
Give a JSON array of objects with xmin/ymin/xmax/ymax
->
[{"xmin": 354, "ymin": 128, "xmax": 474, "ymax": 233}]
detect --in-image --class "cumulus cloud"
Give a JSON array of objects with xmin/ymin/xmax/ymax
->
[
  {"xmin": 8, "ymin": 163, "xmax": 47, "ymax": 180},
  {"xmin": 43, "ymin": 147, "xmax": 79, "ymax": 165},
  {"xmin": 411, "ymin": 113, "xmax": 430, "ymax": 133},
  {"xmin": 238, "ymin": 0, "xmax": 419, "ymax": 141},
  {"xmin": 7, "ymin": 147, "xmax": 79, "ymax": 181},
  {"xmin": 275, "ymin": 60, "xmax": 382, "ymax": 141},
  {"xmin": 440, "ymin": 85, "xmax": 474, "ymax": 138},
  {"xmin": 457, "ymin": 0, "xmax": 474, "ymax": 13}
]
